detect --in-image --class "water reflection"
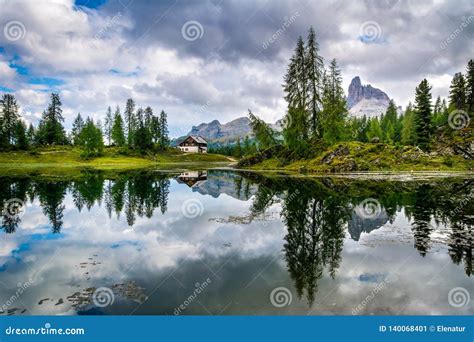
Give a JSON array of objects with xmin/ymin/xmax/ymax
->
[{"xmin": 0, "ymin": 170, "xmax": 472, "ymax": 314}]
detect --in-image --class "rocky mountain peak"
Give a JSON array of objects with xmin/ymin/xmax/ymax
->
[{"xmin": 347, "ymin": 76, "xmax": 390, "ymax": 109}]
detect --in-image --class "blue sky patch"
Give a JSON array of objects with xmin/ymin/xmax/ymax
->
[
  {"xmin": 0, "ymin": 86, "xmax": 13, "ymax": 92},
  {"xmin": 28, "ymin": 77, "xmax": 65, "ymax": 87},
  {"xmin": 74, "ymin": 0, "xmax": 107, "ymax": 9}
]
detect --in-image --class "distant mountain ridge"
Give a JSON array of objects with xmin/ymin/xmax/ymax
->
[
  {"xmin": 188, "ymin": 117, "xmax": 252, "ymax": 142},
  {"xmin": 175, "ymin": 117, "xmax": 281, "ymax": 144},
  {"xmin": 176, "ymin": 76, "xmax": 396, "ymax": 144}
]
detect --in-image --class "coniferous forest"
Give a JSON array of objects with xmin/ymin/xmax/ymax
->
[
  {"xmin": 0, "ymin": 94, "xmax": 170, "ymax": 158},
  {"xmin": 233, "ymin": 28, "xmax": 473, "ymax": 170}
]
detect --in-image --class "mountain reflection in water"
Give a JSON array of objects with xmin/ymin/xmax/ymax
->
[{"xmin": 0, "ymin": 170, "xmax": 472, "ymax": 315}]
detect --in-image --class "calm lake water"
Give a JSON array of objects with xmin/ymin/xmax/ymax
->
[{"xmin": 0, "ymin": 170, "xmax": 472, "ymax": 315}]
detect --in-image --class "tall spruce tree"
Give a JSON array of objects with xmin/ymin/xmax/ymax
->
[
  {"xmin": 104, "ymin": 106, "xmax": 113, "ymax": 146},
  {"xmin": 414, "ymin": 79, "xmax": 432, "ymax": 151},
  {"xmin": 158, "ymin": 110, "xmax": 169, "ymax": 149},
  {"xmin": 37, "ymin": 93, "xmax": 66, "ymax": 145},
  {"xmin": 449, "ymin": 72, "xmax": 466, "ymax": 111},
  {"xmin": 111, "ymin": 106, "xmax": 125, "ymax": 147},
  {"xmin": 305, "ymin": 27, "xmax": 324, "ymax": 138},
  {"xmin": 0, "ymin": 94, "xmax": 20, "ymax": 146},
  {"xmin": 124, "ymin": 98, "xmax": 136, "ymax": 147},
  {"xmin": 71, "ymin": 113, "xmax": 84, "ymax": 145},
  {"xmin": 321, "ymin": 59, "xmax": 347, "ymax": 145}
]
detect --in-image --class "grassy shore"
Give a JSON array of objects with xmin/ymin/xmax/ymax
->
[
  {"xmin": 238, "ymin": 141, "xmax": 473, "ymax": 173},
  {"xmin": 0, "ymin": 146, "xmax": 233, "ymax": 175}
]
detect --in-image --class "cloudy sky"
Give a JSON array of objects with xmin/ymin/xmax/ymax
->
[{"xmin": 0, "ymin": 0, "xmax": 472, "ymax": 137}]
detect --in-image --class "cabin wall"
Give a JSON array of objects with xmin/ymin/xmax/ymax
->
[{"xmin": 178, "ymin": 145, "xmax": 207, "ymax": 153}]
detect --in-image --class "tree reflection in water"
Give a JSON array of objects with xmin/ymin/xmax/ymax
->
[{"xmin": 0, "ymin": 171, "xmax": 472, "ymax": 305}]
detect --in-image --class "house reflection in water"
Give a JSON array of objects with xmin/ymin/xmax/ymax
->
[{"xmin": 176, "ymin": 171, "xmax": 208, "ymax": 187}]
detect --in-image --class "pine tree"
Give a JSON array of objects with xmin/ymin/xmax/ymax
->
[
  {"xmin": 104, "ymin": 106, "xmax": 113, "ymax": 146},
  {"xmin": 71, "ymin": 113, "xmax": 84, "ymax": 145},
  {"xmin": 124, "ymin": 98, "xmax": 136, "ymax": 147},
  {"xmin": 448, "ymin": 72, "xmax": 466, "ymax": 111},
  {"xmin": 305, "ymin": 27, "xmax": 324, "ymax": 138},
  {"xmin": 158, "ymin": 110, "xmax": 169, "ymax": 149},
  {"xmin": 321, "ymin": 59, "xmax": 347, "ymax": 145},
  {"xmin": 465, "ymin": 59, "xmax": 474, "ymax": 115},
  {"xmin": 0, "ymin": 94, "xmax": 20, "ymax": 146},
  {"xmin": 111, "ymin": 106, "xmax": 125, "ymax": 147},
  {"xmin": 414, "ymin": 79, "xmax": 432, "ymax": 151}
]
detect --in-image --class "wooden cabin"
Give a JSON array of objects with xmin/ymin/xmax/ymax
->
[{"xmin": 178, "ymin": 135, "xmax": 208, "ymax": 153}]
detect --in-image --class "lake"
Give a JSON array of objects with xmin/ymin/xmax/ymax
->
[{"xmin": 0, "ymin": 169, "xmax": 472, "ymax": 315}]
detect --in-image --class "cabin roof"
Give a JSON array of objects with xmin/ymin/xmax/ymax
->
[{"xmin": 179, "ymin": 135, "xmax": 207, "ymax": 145}]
